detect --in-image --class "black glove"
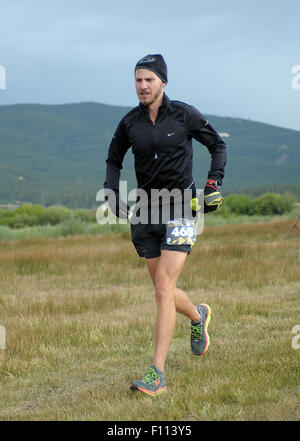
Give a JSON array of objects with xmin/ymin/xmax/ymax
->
[
  {"xmin": 105, "ymin": 191, "xmax": 130, "ymax": 219},
  {"xmin": 204, "ymin": 179, "xmax": 224, "ymax": 213}
]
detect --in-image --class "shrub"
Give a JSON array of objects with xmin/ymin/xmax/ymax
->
[
  {"xmin": 14, "ymin": 203, "xmax": 46, "ymax": 217},
  {"xmin": 218, "ymin": 193, "xmax": 295, "ymax": 216},
  {"xmin": 0, "ymin": 208, "xmax": 14, "ymax": 226},
  {"xmin": 58, "ymin": 218, "xmax": 87, "ymax": 237},
  {"xmin": 73, "ymin": 209, "xmax": 97, "ymax": 223},
  {"xmin": 0, "ymin": 204, "xmax": 72, "ymax": 228},
  {"xmin": 40, "ymin": 205, "xmax": 72, "ymax": 225},
  {"xmin": 3, "ymin": 204, "xmax": 47, "ymax": 228},
  {"xmin": 253, "ymin": 193, "xmax": 294, "ymax": 216},
  {"xmin": 222, "ymin": 194, "xmax": 255, "ymax": 216}
]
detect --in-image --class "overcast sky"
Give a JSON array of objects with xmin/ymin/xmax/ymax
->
[{"xmin": 0, "ymin": 0, "xmax": 299, "ymax": 131}]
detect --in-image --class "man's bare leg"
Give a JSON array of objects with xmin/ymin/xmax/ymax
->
[
  {"xmin": 151, "ymin": 250, "xmax": 185, "ymax": 371},
  {"xmin": 130, "ymin": 250, "xmax": 209, "ymax": 393},
  {"xmin": 147, "ymin": 255, "xmax": 201, "ymax": 323}
]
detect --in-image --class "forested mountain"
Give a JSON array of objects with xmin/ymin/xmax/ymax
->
[{"xmin": 0, "ymin": 102, "xmax": 299, "ymax": 207}]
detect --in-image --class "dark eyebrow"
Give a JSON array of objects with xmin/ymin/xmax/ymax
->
[{"xmin": 135, "ymin": 76, "xmax": 154, "ymax": 81}]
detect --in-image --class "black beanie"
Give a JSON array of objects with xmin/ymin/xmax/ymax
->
[{"xmin": 135, "ymin": 54, "xmax": 168, "ymax": 84}]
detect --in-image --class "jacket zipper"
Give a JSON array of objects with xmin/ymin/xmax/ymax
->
[{"xmin": 152, "ymin": 120, "xmax": 158, "ymax": 160}]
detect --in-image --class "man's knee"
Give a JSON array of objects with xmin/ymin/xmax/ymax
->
[{"xmin": 155, "ymin": 279, "xmax": 175, "ymax": 303}]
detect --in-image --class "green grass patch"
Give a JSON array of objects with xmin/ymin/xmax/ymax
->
[{"xmin": 0, "ymin": 219, "xmax": 299, "ymax": 420}]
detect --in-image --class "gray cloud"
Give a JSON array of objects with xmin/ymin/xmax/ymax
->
[{"xmin": 0, "ymin": 0, "xmax": 299, "ymax": 130}]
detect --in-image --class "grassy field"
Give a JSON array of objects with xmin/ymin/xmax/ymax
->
[{"xmin": 0, "ymin": 217, "xmax": 299, "ymax": 421}]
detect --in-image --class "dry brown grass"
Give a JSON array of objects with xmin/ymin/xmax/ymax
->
[{"xmin": 0, "ymin": 219, "xmax": 299, "ymax": 420}]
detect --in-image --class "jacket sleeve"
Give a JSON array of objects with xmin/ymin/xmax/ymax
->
[
  {"xmin": 104, "ymin": 118, "xmax": 131, "ymax": 192},
  {"xmin": 103, "ymin": 118, "xmax": 131, "ymax": 217},
  {"xmin": 186, "ymin": 106, "xmax": 227, "ymax": 185}
]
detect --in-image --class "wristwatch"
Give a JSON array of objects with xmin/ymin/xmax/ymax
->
[{"xmin": 207, "ymin": 178, "xmax": 221, "ymax": 188}]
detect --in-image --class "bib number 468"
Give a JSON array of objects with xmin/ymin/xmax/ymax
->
[
  {"xmin": 166, "ymin": 219, "xmax": 197, "ymax": 246},
  {"xmin": 171, "ymin": 226, "xmax": 194, "ymax": 238}
]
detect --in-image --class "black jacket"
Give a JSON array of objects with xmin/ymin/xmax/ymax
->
[{"xmin": 104, "ymin": 94, "xmax": 226, "ymax": 196}]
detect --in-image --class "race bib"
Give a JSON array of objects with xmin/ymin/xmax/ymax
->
[{"xmin": 165, "ymin": 218, "xmax": 197, "ymax": 247}]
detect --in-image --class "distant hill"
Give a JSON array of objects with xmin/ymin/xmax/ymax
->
[{"xmin": 0, "ymin": 102, "xmax": 299, "ymax": 207}]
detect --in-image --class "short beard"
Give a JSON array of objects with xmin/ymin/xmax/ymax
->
[{"xmin": 144, "ymin": 85, "xmax": 164, "ymax": 107}]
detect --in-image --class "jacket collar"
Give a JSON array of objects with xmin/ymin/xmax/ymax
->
[
  {"xmin": 161, "ymin": 93, "xmax": 171, "ymax": 108},
  {"xmin": 139, "ymin": 93, "xmax": 171, "ymax": 112}
]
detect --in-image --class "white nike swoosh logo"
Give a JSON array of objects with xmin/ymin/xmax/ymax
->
[{"xmin": 167, "ymin": 132, "xmax": 175, "ymax": 137}]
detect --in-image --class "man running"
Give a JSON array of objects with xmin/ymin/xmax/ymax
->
[{"xmin": 104, "ymin": 54, "xmax": 226, "ymax": 395}]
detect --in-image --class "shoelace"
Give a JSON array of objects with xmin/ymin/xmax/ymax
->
[
  {"xmin": 191, "ymin": 322, "xmax": 203, "ymax": 339},
  {"xmin": 142, "ymin": 367, "xmax": 160, "ymax": 384}
]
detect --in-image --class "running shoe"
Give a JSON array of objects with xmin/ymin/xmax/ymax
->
[
  {"xmin": 191, "ymin": 304, "xmax": 211, "ymax": 356},
  {"xmin": 130, "ymin": 365, "xmax": 166, "ymax": 395}
]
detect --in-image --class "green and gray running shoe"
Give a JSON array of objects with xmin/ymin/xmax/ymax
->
[
  {"xmin": 130, "ymin": 366, "xmax": 166, "ymax": 396},
  {"xmin": 191, "ymin": 304, "xmax": 211, "ymax": 356}
]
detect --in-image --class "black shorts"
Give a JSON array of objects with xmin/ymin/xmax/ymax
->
[{"xmin": 130, "ymin": 222, "xmax": 192, "ymax": 259}]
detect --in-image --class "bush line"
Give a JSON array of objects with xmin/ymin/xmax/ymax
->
[{"xmin": 0, "ymin": 192, "xmax": 296, "ymax": 231}]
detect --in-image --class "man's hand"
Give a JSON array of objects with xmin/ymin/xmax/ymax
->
[
  {"xmin": 104, "ymin": 192, "xmax": 130, "ymax": 220},
  {"xmin": 204, "ymin": 179, "xmax": 224, "ymax": 213}
]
